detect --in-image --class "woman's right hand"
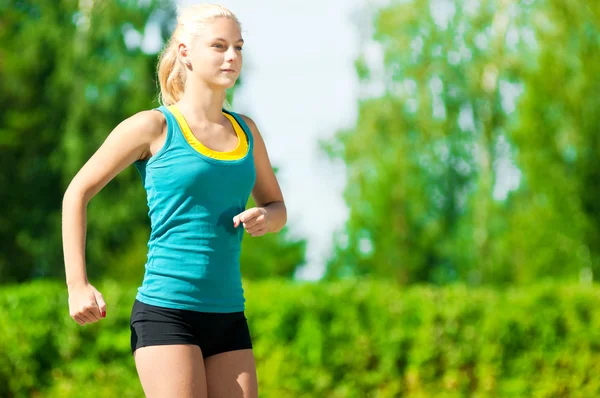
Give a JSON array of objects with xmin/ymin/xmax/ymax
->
[{"xmin": 67, "ymin": 282, "xmax": 107, "ymax": 325}]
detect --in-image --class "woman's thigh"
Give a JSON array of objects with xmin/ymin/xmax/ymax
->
[
  {"xmin": 134, "ymin": 344, "xmax": 207, "ymax": 398},
  {"xmin": 204, "ymin": 349, "xmax": 257, "ymax": 398}
]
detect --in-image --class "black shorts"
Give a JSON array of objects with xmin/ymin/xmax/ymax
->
[{"xmin": 130, "ymin": 299, "xmax": 253, "ymax": 358}]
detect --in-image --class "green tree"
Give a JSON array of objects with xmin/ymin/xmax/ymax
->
[
  {"xmin": 324, "ymin": 0, "xmax": 599, "ymax": 285},
  {"xmin": 1, "ymin": 0, "xmax": 175, "ymax": 283},
  {"xmin": 505, "ymin": 0, "xmax": 600, "ymax": 283}
]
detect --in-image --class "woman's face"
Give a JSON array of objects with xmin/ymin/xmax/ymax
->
[{"xmin": 181, "ymin": 17, "xmax": 243, "ymax": 89}]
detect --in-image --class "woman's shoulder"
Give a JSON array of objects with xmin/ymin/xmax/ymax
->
[
  {"xmin": 235, "ymin": 113, "xmax": 258, "ymax": 137},
  {"xmin": 126, "ymin": 109, "xmax": 167, "ymax": 138},
  {"xmin": 109, "ymin": 108, "xmax": 167, "ymax": 150}
]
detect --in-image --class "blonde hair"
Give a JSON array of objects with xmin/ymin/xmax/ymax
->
[{"xmin": 157, "ymin": 4, "xmax": 241, "ymax": 106}]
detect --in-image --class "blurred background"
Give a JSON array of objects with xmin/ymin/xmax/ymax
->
[{"xmin": 1, "ymin": 0, "xmax": 599, "ymax": 397}]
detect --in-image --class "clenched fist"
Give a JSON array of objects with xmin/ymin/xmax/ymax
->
[
  {"xmin": 233, "ymin": 207, "xmax": 269, "ymax": 237},
  {"xmin": 68, "ymin": 282, "xmax": 107, "ymax": 325}
]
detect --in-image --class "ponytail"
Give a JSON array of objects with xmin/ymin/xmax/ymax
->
[{"xmin": 157, "ymin": 37, "xmax": 185, "ymax": 106}]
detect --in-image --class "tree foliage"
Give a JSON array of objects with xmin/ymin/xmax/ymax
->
[{"xmin": 325, "ymin": 0, "xmax": 600, "ymax": 285}]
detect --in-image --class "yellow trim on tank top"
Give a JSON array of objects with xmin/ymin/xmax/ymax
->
[{"xmin": 168, "ymin": 105, "xmax": 248, "ymax": 161}]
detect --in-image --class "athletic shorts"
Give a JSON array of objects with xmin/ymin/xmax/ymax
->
[{"xmin": 130, "ymin": 299, "xmax": 253, "ymax": 358}]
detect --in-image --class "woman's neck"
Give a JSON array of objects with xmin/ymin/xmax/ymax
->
[{"xmin": 176, "ymin": 78, "xmax": 228, "ymax": 123}]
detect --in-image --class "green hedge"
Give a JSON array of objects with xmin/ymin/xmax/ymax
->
[{"xmin": 1, "ymin": 280, "xmax": 600, "ymax": 397}]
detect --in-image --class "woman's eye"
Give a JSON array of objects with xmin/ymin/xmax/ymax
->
[
  {"xmin": 235, "ymin": 46, "xmax": 243, "ymax": 51},
  {"xmin": 213, "ymin": 44, "xmax": 225, "ymax": 49}
]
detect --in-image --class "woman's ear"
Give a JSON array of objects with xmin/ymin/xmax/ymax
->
[{"xmin": 178, "ymin": 43, "xmax": 191, "ymax": 67}]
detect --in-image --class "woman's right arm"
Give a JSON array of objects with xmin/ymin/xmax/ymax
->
[{"xmin": 62, "ymin": 110, "xmax": 165, "ymax": 325}]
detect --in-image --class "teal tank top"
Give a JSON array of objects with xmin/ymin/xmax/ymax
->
[{"xmin": 134, "ymin": 105, "xmax": 256, "ymax": 312}]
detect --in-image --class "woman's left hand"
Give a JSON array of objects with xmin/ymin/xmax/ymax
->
[{"xmin": 233, "ymin": 207, "xmax": 269, "ymax": 237}]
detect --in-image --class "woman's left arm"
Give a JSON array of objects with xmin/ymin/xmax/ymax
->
[{"xmin": 232, "ymin": 115, "xmax": 287, "ymax": 236}]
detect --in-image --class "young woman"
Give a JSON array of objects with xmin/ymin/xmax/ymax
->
[{"xmin": 62, "ymin": 4, "xmax": 286, "ymax": 397}]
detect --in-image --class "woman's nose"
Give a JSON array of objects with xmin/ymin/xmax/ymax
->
[{"xmin": 226, "ymin": 47, "xmax": 238, "ymax": 62}]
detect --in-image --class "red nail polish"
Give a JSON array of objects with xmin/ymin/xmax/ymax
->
[{"xmin": 102, "ymin": 311, "xmax": 106, "ymax": 318}]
